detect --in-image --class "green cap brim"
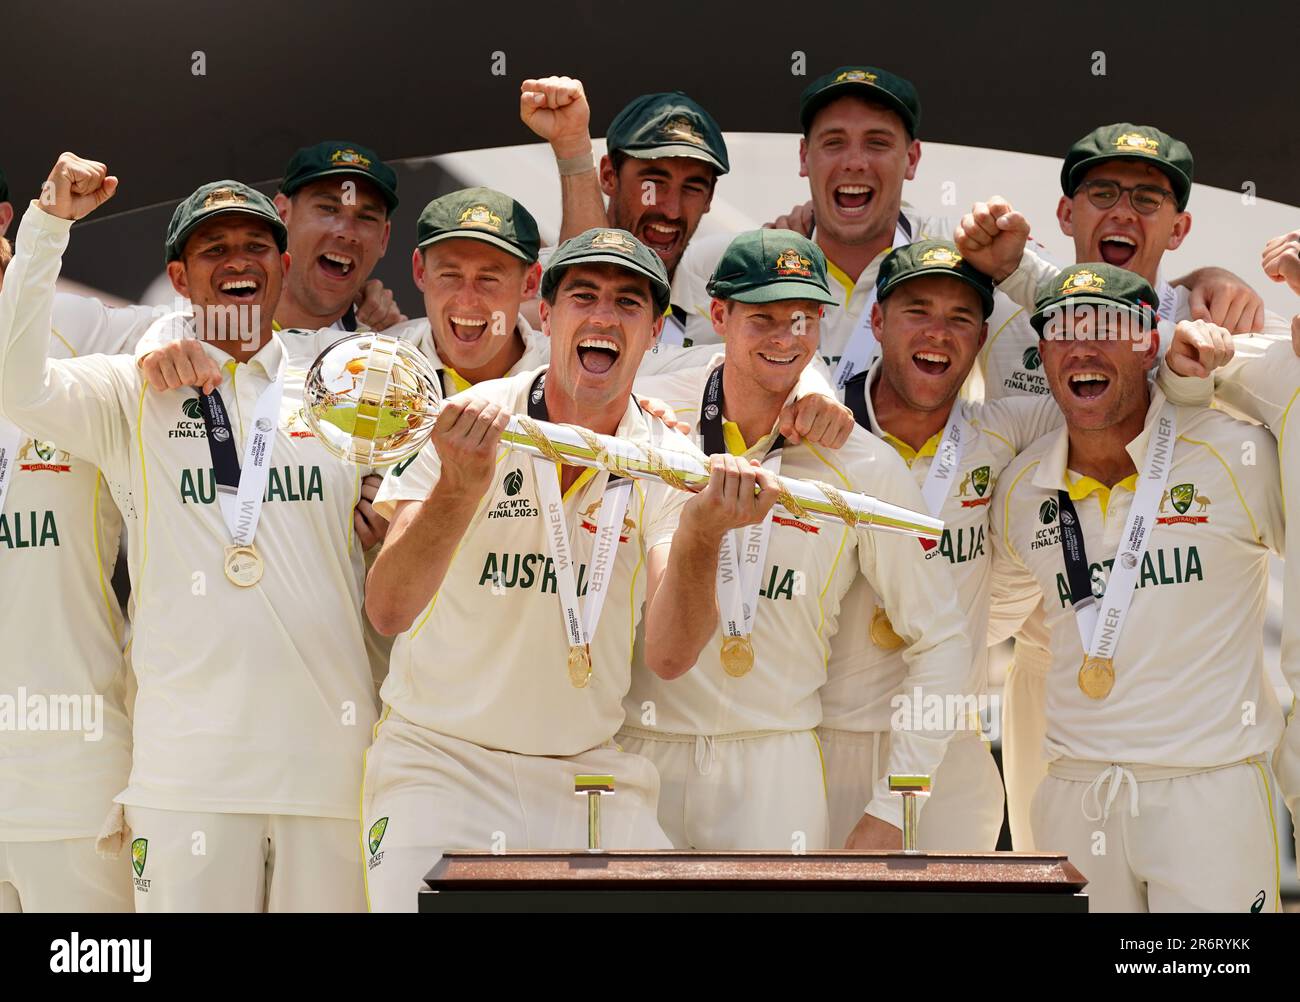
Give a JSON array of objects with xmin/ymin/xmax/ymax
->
[
  {"xmin": 417, "ymin": 229, "xmax": 535, "ymax": 263},
  {"xmin": 551, "ymin": 252, "xmax": 671, "ymax": 310},
  {"xmin": 282, "ymin": 167, "xmax": 399, "ymax": 209},
  {"xmin": 804, "ymin": 84, "xmax": 914, "ymax": 134},
  {"xmin": 880, "ymin": 267, "xmax": 994, "ymax": 317},
  {"xmin": 170, "ymin": 207, "xmax": 287, "ymax": 261},
  {"xmin": 621, "ymin": 144, "xmax": 727, "ymax": 173},
  {"xmin": 1030, "ymin": 296, "xmax": 1154, "ymax": 335},
  {"xmin": 727, "ymin": 281, "xmax": 838, "ymax": 306}
]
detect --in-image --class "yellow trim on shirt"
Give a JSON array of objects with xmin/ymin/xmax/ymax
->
[
  {"xmin": 134, "ymin": 383, "xmax": 152, "ymax": 593},
  {"xmin": 91, "ymin": 473, "xmax": 121, "ymax": 647},
  {"xmin": 1067, "ymin": 472, "xmax": 1138, "ymax": 520},
  {"xmin": 881, "ymin": 430, "xmax": 942, "ymax": 468},
  {"xmin": 825, "ymin": 259, "xmax": 855, "ymax": 300},
  {"xmin": 722, "ymin": 420, "xmax": 748, "ymax": 457},
  {"xmin": 443, "ymin": 367, "xmax": 472, "ymax": 395},
  {"xmin": 1177, "ymin": 436, "xmax": 1263, "ymax": 545},
  {"xmin": 1248, "ymin": 758, "xmax": 1282, "ymax": 911}
]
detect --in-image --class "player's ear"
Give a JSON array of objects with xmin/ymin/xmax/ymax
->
[
  {"xmin": 903, "ymin": 138, "xmax": 921, "ymax": 182},
  {"xmin": 709, "ymin": 297, "xmax": 728, "ymax": 338},
  {"xmin": 1167, "ymin": 211, "xmax": 1191, "ymax": 251},
  {"xmin": 411, "ymin": 247, "xmax": 426, "ymax": 290},
  {"xmin": 272, "ymin": 193, "xmax": 291, "ymax": 225},
  {"xmin": 166, "ymin": 260, "xmax": 190, "ymax": 299},
  {"xmin": 0, "ymin": 201, "xmax": 14, "ymax": 237},
  {"xmin": 521, "ymin": 261, "xmax": 542, "ymax": 300},
  {"xmin": 1057, "ymin": 196, "xmax": 1074, "ymax": 236},
  {"xmin": 798, "ymin": 137, "xmax": 809, "ymax": 179},
  {"xmin": 538, "ymin": 296, "xmax": 552, "ymax": 337},
  {"xmin": 977, "ymin": 319, "xmax": 989, "ymax": 352},
  {"xmin": 598, "ymin": 155, "xmax": 619, "ymax": 198}
]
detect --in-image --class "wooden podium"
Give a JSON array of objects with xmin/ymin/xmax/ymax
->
[{"xmin": 420, "ymin": 851, "xmax": 1088, "ymax": 912}]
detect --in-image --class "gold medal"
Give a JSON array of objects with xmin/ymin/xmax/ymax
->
[
  {"xmin": 224, "ymin": 544, "xmax": 264, "ymax": 588},
  {"xmin": 720, "ymin": 636, "xmax": 755, "ymax": 678},
  {"xmin": 870, "ymin": 606, "xmax": 905, "ymax": 651},
  {"xmin": 1078, "ymin": 655, "xmax": 1115, "ymax": 700},
  {"xmin": 567, "ymin": 644, "xmax": 592, "ymax": 688}
]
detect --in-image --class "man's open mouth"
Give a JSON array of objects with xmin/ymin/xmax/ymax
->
[
  {"xmin": 318, "ymin": 251, "xmax": 355, "ymax": 278},
  {"xmin": 833, "ymin": 184, "xmax": 873, "ymax": 214},
  {"xmin": 218, "ymin": 277, "xmax": 260, "ymax": 301},
  {"xmin": 639, "ymin": 220, "xmax": 681, "ymax": 255},
  {"xmin": 448, "ymin": 314, "xmax": 488, "ymax": 343},
  {"xmin": 1068, "ymin": 370, "xmax": 1111, "ymax": 399},
  {"xmin": 1098, "ymin": 234, "xmax": 1138, "ymax": 267},
  {"xmin": 912, "ymin": 350, "xmax": 951, "ymax": 376},
  {"xmin": 577, "ymin": 336, "xmax": 621, "ymax": 375}
]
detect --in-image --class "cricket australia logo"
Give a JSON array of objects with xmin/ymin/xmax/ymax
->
[
  {"xmin": 660, "ymin": 115, "xmax": 704, "ymax": 146},
  {"xmin": 1114, "ymin": 132, "xmax": 1160, "ymax": 155},
  {"xmin": 835, "ymin": 69, "xmax": 878, "ymax": 85},
  {"xmin": 202, "ymin": 187, "xmax": 248, "ymax": 210},
  {"xmin": 367, "ymin": 817, "xmax": 388, "ymax": 871},
  {"xmin": 775, "ymin": 248, "xmax": 812, "ymax": 277},
  {"xmin": 330, "ymin": 147, "xmax": 373, "ymax": 170},
  {"xmin": 17, "ymin": 438, "xmax": 72, "ymax": 473},
  {"xmin": 1061, "ymin": 269, "xmax": 1105, "ymax": 295},
  {"xmin": 920, "ymin": 246, "xmax": 961, "ymax": 268},
  {"xmin": 459, "ymin": 204, "xmax": 503, "ymax": 231},
  {"xmin": 957, "ymin": 465, "xmax": 993, "ymax": 507},
  {"xmin": 580, "ymin": 499, "xmax": 635, "ymax": 542},
  {"xmin": 1158, "ymin": 482, "xmax": 1210, "ymax": 525},
  {"xmin": 591, "ymin": 230, "xmax": 637, "ymax": 255},
  {"xmin": 131, "ymin": 837, "xmax": 150, "ymax": 892}
]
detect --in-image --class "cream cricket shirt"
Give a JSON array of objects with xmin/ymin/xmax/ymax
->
[
  {"xmin": 979, "ymin": 248, "xmax": 1183, "ymax": 402},
  {"xmin": 990, "ymin": 387, "xmax": 1285, "ymax": 767},
  {"xmin": 0, "ymin": 292, "xmax": 156, "ymax": 840},
  {"xmin": 626, "ymin": 356, "xmax": 970, "ymax": 825},
  {"xmin": 1160, "ymin": 319, "xmax": 1300, "ymax": 813},
  {"xmin": 824, "ymin": 362, "xmax": 1063, "ymax": 740},
  {"xmin": 0, "ymin": 205, "xmax": 379, "ymax": 820},
  {"xmin": 372, "ymin": 366, "xmax": 691, "ymax": 756}
]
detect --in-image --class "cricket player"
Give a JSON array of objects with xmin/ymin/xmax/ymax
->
[
  {"xmin": 520, "ymin": 76, "xmax": 727, "ymax": 346},
  {"xmin": 824, "ymin": 239, "xmax": 1225, "ymax": 849},
  {"xmin": 0, "ymin": 169, "xmax": 178, "ymax": 912},
  {"xmin": 618, "ymin": 229, "xmax": 971, "ymax": 850},
  {"xmin": 363, "ymin": 227, "xmax": 784, "ymax": 910},
  {"xmin": 272, "ymin": 140, "xmax": 405, "ymax": 334},
  {"xmin": 956, "ymin": 123, "xmax": 1268, "ymax": 849},
  {"xmin": 990, "ymin": 263, "xmax": 1285, "ymax": 912},
  {"xmin": 0, "ymin": 154, "xmax": 386, "ymax": 912}
]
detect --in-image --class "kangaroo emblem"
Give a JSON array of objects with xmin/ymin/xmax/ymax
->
[
  {"xmin": 1159, "ymin": 489, "xmax": 1170, "ymax": 513},
  {"xmin": 957, "ymin": 471, "xmax": 972, "ymax": 497}
]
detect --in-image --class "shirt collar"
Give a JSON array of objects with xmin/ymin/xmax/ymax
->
[{"xmin": 1032, "ymin": 385, "xmax": 1169, "ymax": 491}]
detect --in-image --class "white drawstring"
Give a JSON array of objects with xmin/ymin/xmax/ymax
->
[
  {"xmin": 1081, "ymin": 765, "xmax": 1140, "ymax": 825},
  {"xmin": 694, "ymin": 734, "xmax": 716, "ymax": 776}
]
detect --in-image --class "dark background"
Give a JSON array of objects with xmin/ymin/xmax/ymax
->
[{"xmin": 5, "ymin": 0, "xmax": 1299, "ymax": 307}]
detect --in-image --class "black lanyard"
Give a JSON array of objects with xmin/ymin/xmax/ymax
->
[
  {"xmin": 528, "ymin": 369, "xmax": 636, "ymax": 485},
  {"xmin": 196, "ymin": 390, "xmax": 241, "ymax": 495},
  {"xmin": 1056, "ymin": 491, "xmax": 1097, "ymax": 609},
  {"xmin": 697, "ymin": 363, "xmax": 785, "ymax": 457},
  {"xmin": 844, "ymin": 368, "xmax": 872, "ymax": 432}
]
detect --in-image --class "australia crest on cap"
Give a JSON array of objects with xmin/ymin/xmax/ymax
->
[
  {"xmin": 1061, "ymin": 269, "xmax": 1106, "ymax": 294},
  {"xmin": 659, "ymin": 115, "xmax": 704, "ymax": 146},
  {"xmin": 920, "ymin": 246, "xmax": 961, "ymax": 267},
  {"xmin": 835, "ymin": 69, "xmax": 878, "ymax": 84},
  {"xmin": 775, "ymin": 248, "xmax": 813, "ymax": 277},
  {"xmin": 591, "ymin": 230, "xmax": 637, "ymax": 255},
  {"xmin": 330, "ymin": 147, "xmax": 373, "ymax": 170},
  {"xmin": 459, "ymin": 204, "xmax": 502, "ymax": 231},
  {"xmin": 1113, "ymin": 132, "xmax": 1160, "ymax": 155},
  {"xmin": 203, "ymin": 187, "xmax": 249, "ymax": 210}
]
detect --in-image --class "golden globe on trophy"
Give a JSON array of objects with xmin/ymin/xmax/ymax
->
[
  {"xmin": 303, "ymin": 333, "xmax": 945, "ymax": 542},
  {"xmin": 303, "ymin": 333, "xmax": 442, "ymax": 466}
]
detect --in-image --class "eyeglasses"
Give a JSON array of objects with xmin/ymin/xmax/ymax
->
[{"xmin": 1077, "ymin": 179, "xmax": 1176, "ymax": 215}]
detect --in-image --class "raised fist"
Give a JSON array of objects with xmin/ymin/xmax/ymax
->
[
  {"xmin": 520, "ymin": 76, "xmax": 592, "ymax": 159},
  {"xmin": 41, "ymin": 153, "xmax": 117, "ymax": 221},
  {"xmin": 954, "ymin": 196, "xmax": 1029, "ymax": 284}
]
